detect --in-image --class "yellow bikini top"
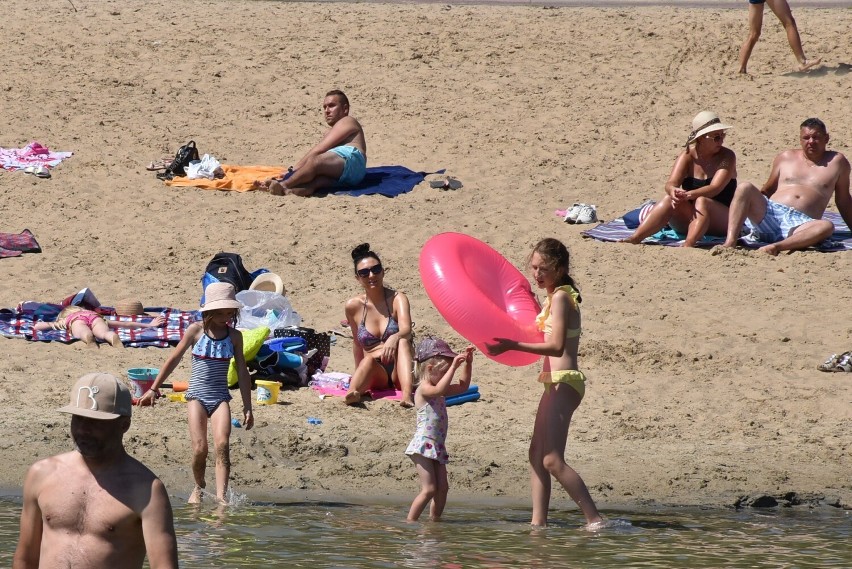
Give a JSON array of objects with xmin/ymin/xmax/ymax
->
[{"xmin": 535, "ymin": 285, "xmax": 581, "ymax": 338}]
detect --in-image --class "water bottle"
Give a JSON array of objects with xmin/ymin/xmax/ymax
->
[{"xmin": 232, "ymin": 418, "xmax": 242, "ymax": 428}]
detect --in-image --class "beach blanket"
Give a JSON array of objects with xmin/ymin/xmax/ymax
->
[
  {"xmin": 0, "ymin": 301, "xmax": 200, "ymax": 347},
  {"xmin": 0, "ymin": 229, "xmax": 41, "ymax": 258},
  {"xmin": 580, "ymin": 205, "xmax": 852, "ymax": 252},
  {"xmin": 0, "ymin": 142, "xmax": 73, "ymax": 171},
  {"xmin": 311, "ymin": 382, "xmax": 480, "ymax": 406},
  {"xmin": 166, "ymin": 164, "xmax": 440, "ymax": 197}
]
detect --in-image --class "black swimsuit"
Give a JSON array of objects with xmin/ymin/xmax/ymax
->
[{"xmin": 682, "ymin": 176, "xmax": 737, "ymax": 208}]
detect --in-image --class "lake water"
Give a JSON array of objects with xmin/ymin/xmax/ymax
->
[{"xmin": 1, "ymin": 494, "xmax": 849, "ymax": 568}]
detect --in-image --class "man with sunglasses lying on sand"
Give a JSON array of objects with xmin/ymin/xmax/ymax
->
[
  {"xmin": 254, "ymin": 89, "xmax": 367, "ymax": 197},
  {"xmin": 722, "ymin": 118, "xmax": 851, "ymax": 255}
]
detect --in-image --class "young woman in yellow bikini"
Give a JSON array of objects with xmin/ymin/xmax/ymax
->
[{"xmin": 487, "ymin": 238, "xmax": 604, "ymax": 529}]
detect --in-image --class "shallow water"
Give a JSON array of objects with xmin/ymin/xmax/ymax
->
[{"xmin": 1, "ymin": 494, "xmax": 850, "ymax": 568}]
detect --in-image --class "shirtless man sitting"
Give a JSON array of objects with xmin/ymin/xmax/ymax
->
[
  {"xmin": 14, "ymin": 373, "xmax": 178, "ymax": 569},
  {"xmin": 722, "ymin": 118, "xmax": 852, "ymax": 255},
  {"xmin": 258, "ymin": 89, "xmax": 367, "ymax": 197}
]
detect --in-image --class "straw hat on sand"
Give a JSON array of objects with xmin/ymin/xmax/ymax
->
[
  {"xmin": 114, "ymin": 299, "xmax": 148, "ymax": 316},
  {"xmin": 249, "ymin": 272, "xmax": 285, "ymax": 296}
]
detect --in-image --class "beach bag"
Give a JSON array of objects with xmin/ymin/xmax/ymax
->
[
  {"xmin": 203, "ymin": 252, "xmax": 254, "ymax": 296},
  {"xmin": 273, "ymin": 326, "xmax": 331, "ymax": 376},
  {"xmin": 157, "ymin": 140, "xmax": 200, "ymax": 180}
]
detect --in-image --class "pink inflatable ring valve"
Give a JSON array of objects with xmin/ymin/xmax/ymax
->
[{"xmin": 419, "ymin": 233, "xmax": 543, "ymax": 367}]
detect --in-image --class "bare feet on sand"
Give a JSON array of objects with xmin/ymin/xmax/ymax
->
[
  {"xmin": 268, "ymin": 180, "xmax": 287, "ymax": 196},
  {"xmin": 344, "ymin": 390, "xmax": 362, "ymax": 405},
  {"xmin": 619, "ymin": 236, "xmax": 643, "ymax": 245},
  {"xmin": 798, "ymin": 58, "xmax": 821, "ymax": 72},
  {"xmin": 757, "ymin": 244, "xmax": 781, "ymax": 256},
  {"xmin": 400, "ymin": 398, "xmax": 414, "ymax": 409}
]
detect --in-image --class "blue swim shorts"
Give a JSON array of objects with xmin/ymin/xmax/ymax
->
[
  {"xmin": 744, "ymin": 197, "xmax": 816, "ymax": 243},
  {"xmin": 748, "ymin": 0, "xmax": 765, "ymax": 5},
  {"xmin": 329, "ymin": 146, "xmax": 366, "ymax": 186}
]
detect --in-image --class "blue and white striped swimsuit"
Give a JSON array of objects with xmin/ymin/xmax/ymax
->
[{"xmin": 186, "ymin": 331, "xmax": 234, "ymax": 416}]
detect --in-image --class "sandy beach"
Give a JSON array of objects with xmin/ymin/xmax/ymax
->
[{"xmin": 1, "ymin": 0, "xmax": 850, "ymax": 510}]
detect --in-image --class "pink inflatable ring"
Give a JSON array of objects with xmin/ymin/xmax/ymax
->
[{"xmin": 419, "ymin": 233, "xmax": 542, "ymax": 367}]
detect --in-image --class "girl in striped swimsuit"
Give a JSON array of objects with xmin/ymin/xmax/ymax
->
[{"xmin": 141, "ymin": 282, "xmax": 254, "ymax": 504}]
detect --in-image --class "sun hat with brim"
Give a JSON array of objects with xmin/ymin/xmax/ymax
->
[
  {"xmin": 249, "ymin": 272, "xmax": 285, "ymax": 296},
  {"xmin": 686, "ymin": 111, "xmax": 733, "ymax": 146},
  {"xmin": 201, "ymin": 282, "xmax": 243, "ymax": 312},
  {"xmin": 114, "ymin": 299, "xmax": 148, "ymax": 316},
  {"xmin": 59, "ymin": 372, "xmax": 132, "ymax": 419},
  {"xmin": 416, "ymin": 337, "xmax": 459, "ymax": 362}
]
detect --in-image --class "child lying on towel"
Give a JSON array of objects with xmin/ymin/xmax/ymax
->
[{"xmin": 33, "ymin": 305, "xmax": 165, "ymax": 348}]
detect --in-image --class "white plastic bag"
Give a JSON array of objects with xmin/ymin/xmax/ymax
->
[
  {"xmin": 185, "ymin": 154, "xmax": 221, "ymax": 179},
  {"xmin": 236, "ymin": 290, "xmax": 301, "ymax": 330}
]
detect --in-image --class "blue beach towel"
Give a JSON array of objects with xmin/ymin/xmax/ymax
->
[
  {"xmin": 581, "ymin": 204, "xmax": 852, "ymax": 252},
  {"xmin": 323, "ymin": 166, "xmax": 445, "ymax": 198}
]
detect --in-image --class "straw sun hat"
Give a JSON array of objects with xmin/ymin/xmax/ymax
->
[
  {"xmin": 686, "ymin": 111, "xmax": 733, "ymax": 146},
  {"xmin": 114, "ymin": 299, "xmax": 147, "ymax": 316},
  {"xmin": 249, "ymin": 272, "xmax": 285, "ymax": 296},
  {"xmin": 201, "ymin": 282, "xmax": 243, "ymax": 312}
]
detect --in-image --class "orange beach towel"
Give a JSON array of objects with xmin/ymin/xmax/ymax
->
[{"xmin": 165, "ymin": 164, "xmax": 284, "ymax": 192}]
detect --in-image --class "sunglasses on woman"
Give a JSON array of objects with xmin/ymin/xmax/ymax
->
[{"xmin": 356, "ymin": 264, "xmax": 384, "ymax": 278}]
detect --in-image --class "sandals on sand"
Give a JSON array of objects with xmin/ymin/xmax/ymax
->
[
  {"xmin": 23, "ymin": 165, "xmax": 51, "ymax": 178},
  {"xmin": 429, "ymin": 177, "xmax": 463, "ymax": 190},
  {"xmin": 817, "ymin": 351, "xmax": 852, "ymax": 372},
  {"xmin": 146, "ymin": 159, "xmax": 172, "ymax": 171}
]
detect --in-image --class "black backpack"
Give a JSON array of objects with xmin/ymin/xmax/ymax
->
[
  {"xmin": 157, "ymin": 140, "xmax": 200, "ymax": 181},
  {"xmin": 204, "ymin": 252, "xmax": 254, "ymax": 293}
]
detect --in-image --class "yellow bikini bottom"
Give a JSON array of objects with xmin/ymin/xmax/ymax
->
[{"xmin": 538, "ymin": 370, "xmax": 585, "ymax": 397}]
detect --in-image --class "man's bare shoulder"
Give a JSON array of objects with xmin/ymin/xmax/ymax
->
[
  {"xmin": 337, "ymin": 115, "xmax": 363, "ymax": 130},
  {"xmin": 776, "ymin": 148, "xmax": 802, "ymax": 162},
  {"xmin": 28, "ymin": 452, "xmax": 76, "ymax": 477},
  {"xmin": 827, "ymin": 150, "xmax": 849, "ymax": 166},
  {"xmin": 110, "ymin": 454, "xmax": 161, "ymax": 489}
]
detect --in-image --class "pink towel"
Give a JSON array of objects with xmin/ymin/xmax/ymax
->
[
  {"xmin": 310, "ymin": 385, "xmax": 403, "ymax": 401},
  {"xmin": 0, "ymin": 142, "xmax": 73, "ymax": 171}
]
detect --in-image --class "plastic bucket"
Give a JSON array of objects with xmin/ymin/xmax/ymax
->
[
  {"xmin": 127, "ymin": 367, "xmax": 158, "ymax": 399},
  {"xmin": 255, "ymin": 380, "xmax": 280, "ymax": 405}
]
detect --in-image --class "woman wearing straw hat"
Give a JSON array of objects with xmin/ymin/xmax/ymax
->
[{"xmin": 622, "ymin": 111, "xmax": 738, "ymax": 247}]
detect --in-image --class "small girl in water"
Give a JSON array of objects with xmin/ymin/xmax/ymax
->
[
  {"xmin": 33, "ymin": 305, "xmax": 165, "ymax": 348},
  {"xmin": 405, "ymin": 337, "xmax": 474, "ymax": 522},
  {"xmin": 487, "ymin": 238, "xmax": 604, "ymax": 530},
  {"xmin": 139, "ymin": 282, "xmax": 254, "ymax": 505}
]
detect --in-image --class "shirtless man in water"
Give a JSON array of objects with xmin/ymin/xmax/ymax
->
[
  {"xmin": 722, "ymin": 118, "xmax": 851, "ymax": 255},
  {"xmin": 14, "ymin": 373, "xmax": 178, "ymax": 569},
  {"xmin": 257, "ymin": 89, "xmax": 367, "ymax": 197}
]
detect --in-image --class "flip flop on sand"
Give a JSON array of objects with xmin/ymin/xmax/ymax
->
[
  {"xmin": 146, "ymin": 159, "xmax": 172, "ymax": 171},
  {"xmin": 24, "ymin": 166, "xmax": 51, "ymax": 178},
  {"xmin": 429, "ymin": 177, "xmax": 463, "ymax": 190}
]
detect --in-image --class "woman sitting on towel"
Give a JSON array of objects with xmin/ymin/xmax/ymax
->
[
  {"xmin": 622, "ymin": 111, "xmax": 737, "ymax": 247},
  {"xmin": 344, "ymin": 243, "xmax": 415, "ymax": 408}
]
